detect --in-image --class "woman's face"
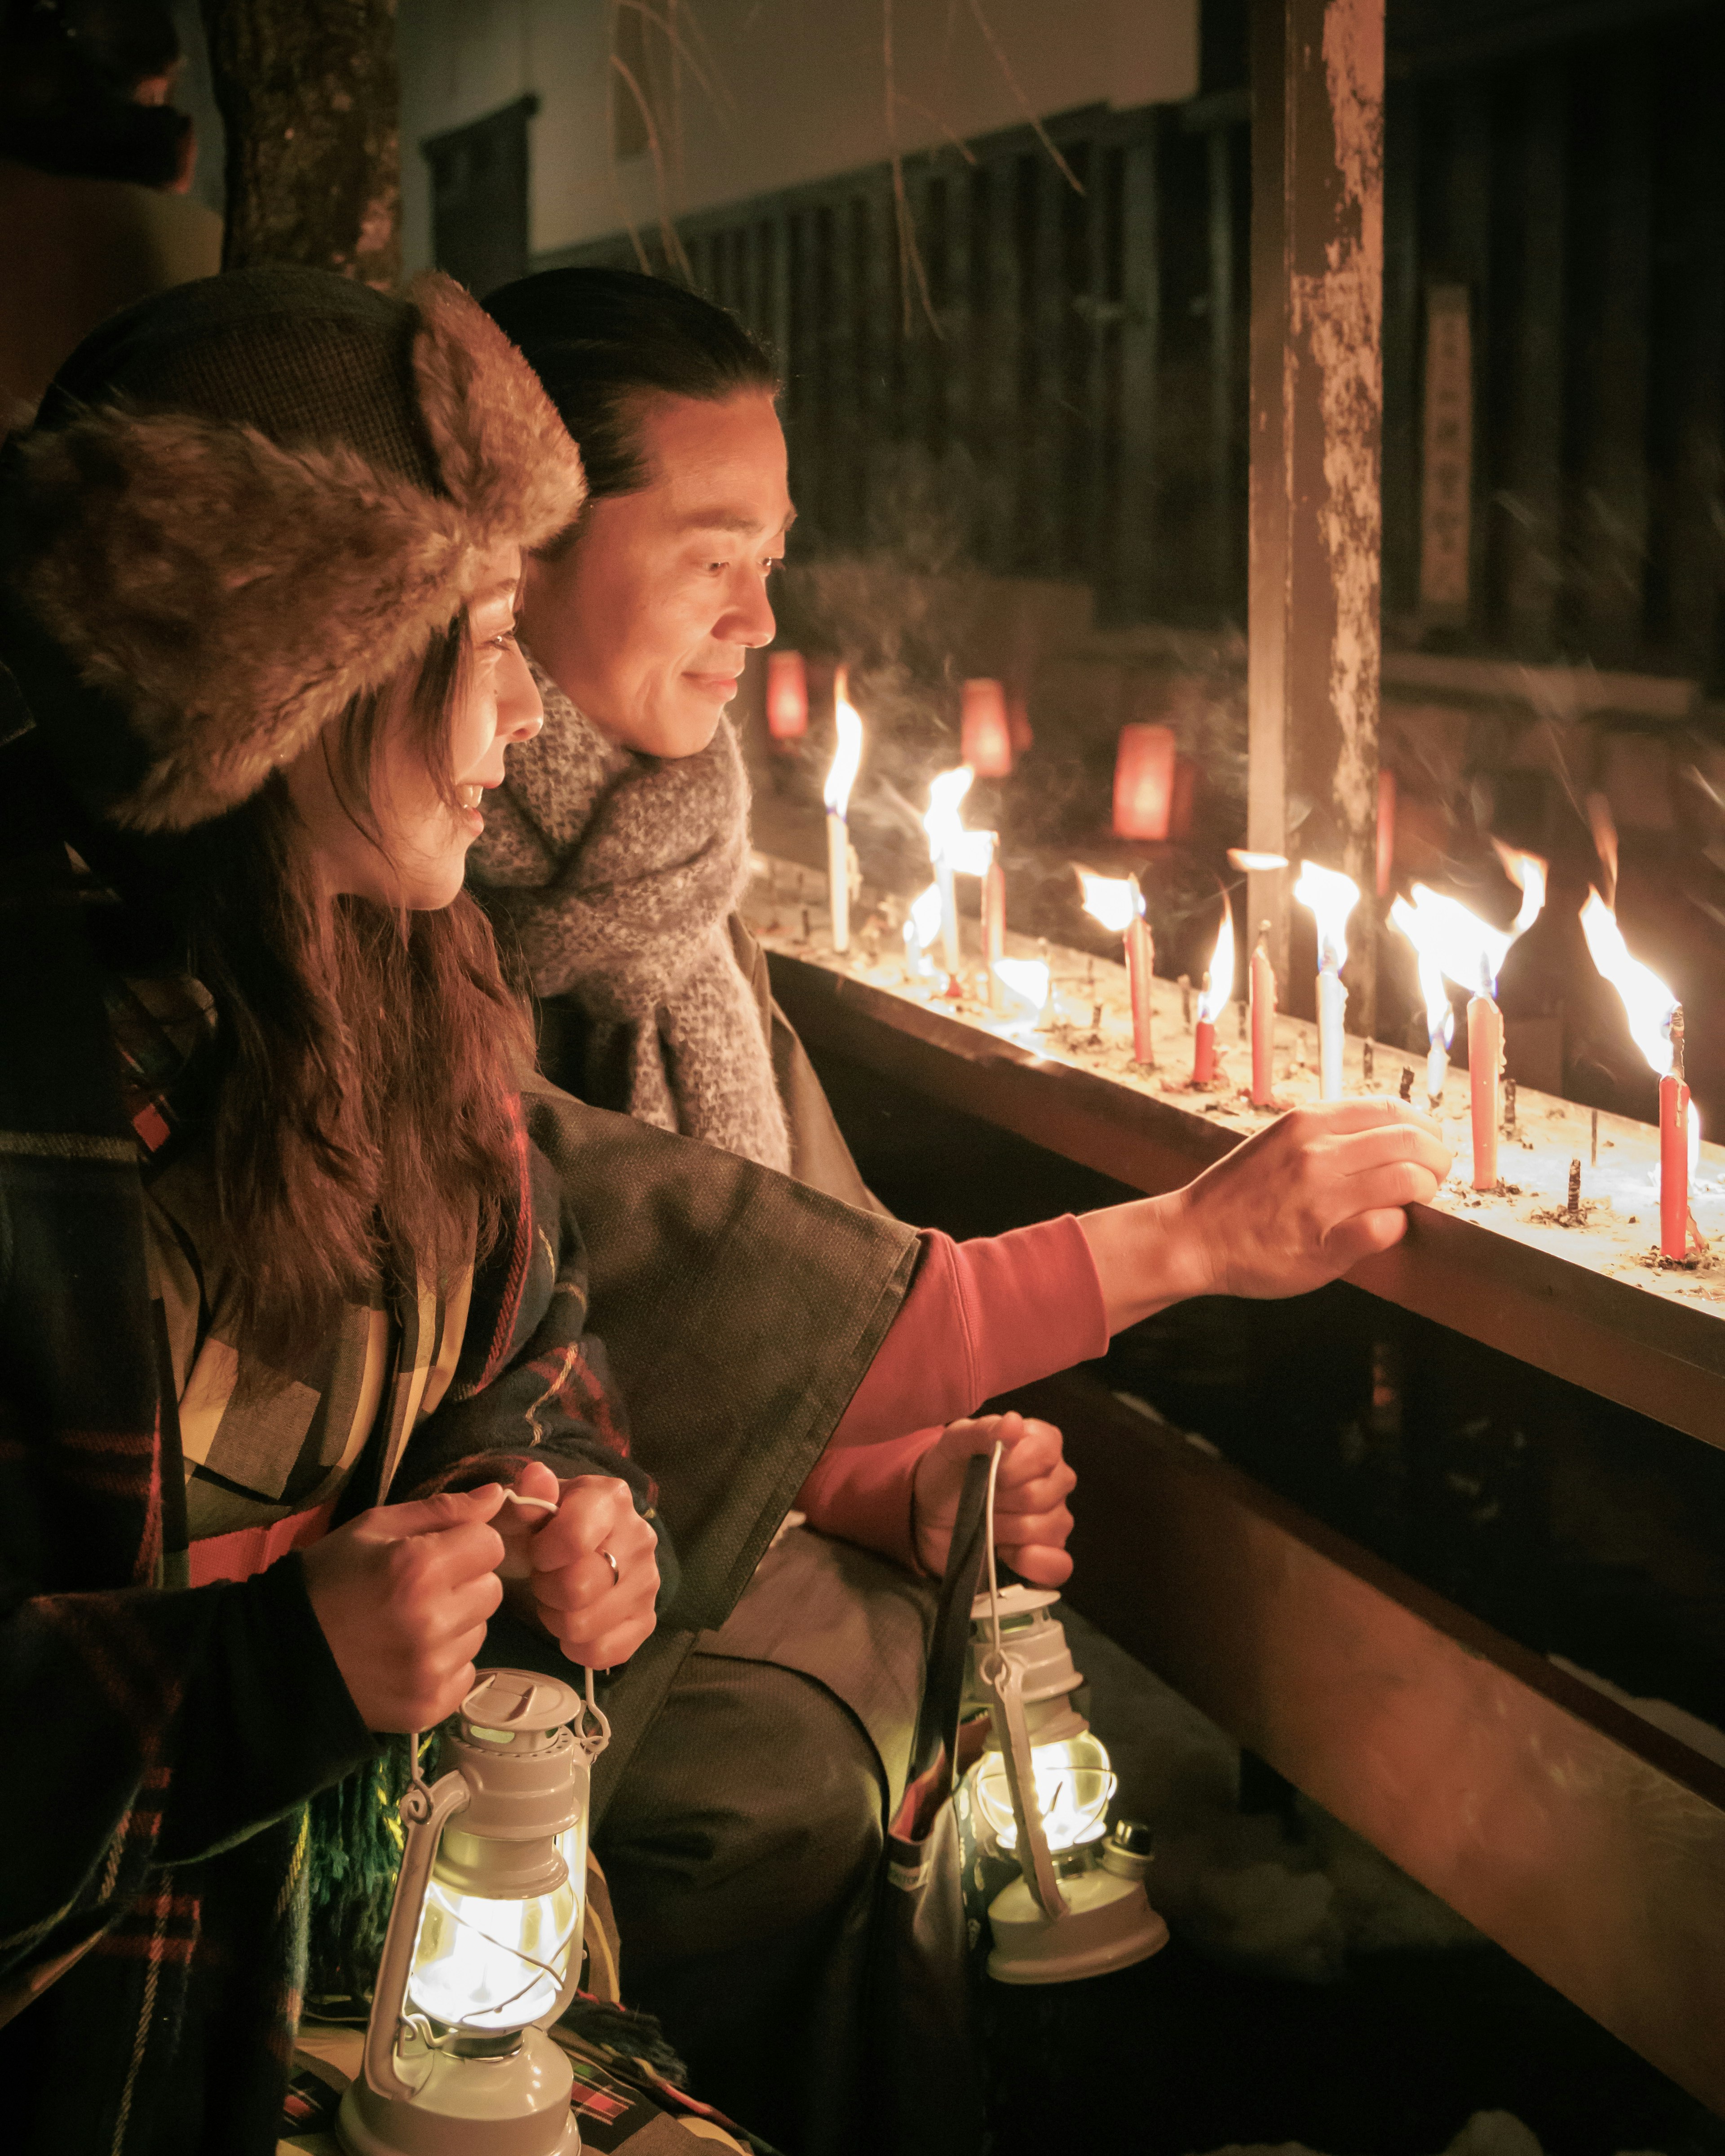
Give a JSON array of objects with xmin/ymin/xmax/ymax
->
[
  {"xmin": 287, "ymin": 543, "xmax": 542, "ymax": 910},
  {"xmin": 519, "ymin": 389, "xmax": 791, "ymax": 760}
]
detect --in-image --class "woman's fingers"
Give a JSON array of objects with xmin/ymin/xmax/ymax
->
[
  {"xmin": 1002, "ymin": 1543, "xmax": 1075, "ymax": 1587},
  {"xmin": 1323, "ymin": 1207, "xmax": 1412, "ymax": 1271},
  {"xmin": 1326, "ymin": 1121, "xmax": 1452, "ymax": 1185}
]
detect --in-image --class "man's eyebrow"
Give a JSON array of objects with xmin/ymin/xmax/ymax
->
[{"xmin": 678, "ymin": 508, "xmax": 797, "ymax": 538}]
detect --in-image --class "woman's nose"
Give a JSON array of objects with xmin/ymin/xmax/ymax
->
[{"xmin": 498, "ymin": 644, "xmax": 544, "ymax": 739}]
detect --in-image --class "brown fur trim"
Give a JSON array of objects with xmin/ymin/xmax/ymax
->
[
  {"xmin": 408, "ymin": 273, "xmax": 586, "ymax": 557},
  {"xmin": 16, "ymin": 276, "xmax": 585, "ymax": 831}
]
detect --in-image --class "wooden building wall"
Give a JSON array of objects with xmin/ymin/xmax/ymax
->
[{"xmin": 531, "ymin": 0, "xmax": 1725, "ymax": 690}]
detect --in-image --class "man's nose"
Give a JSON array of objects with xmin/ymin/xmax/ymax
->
[{"xmin": 723, "ymin": 570, "xmax": 777, "ymax": 650}]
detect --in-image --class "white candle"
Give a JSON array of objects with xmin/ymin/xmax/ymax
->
[
  {"xmin": 823, "ymin": 671, "xmax": 864, "ymax": 957},
  {"xmin": 1318, "ymin": 966, "xmax": 1346, "ymax": 1100},
  {"xmin": 826, "ymin": 811, "xmax": 851, "ymax": 954}
]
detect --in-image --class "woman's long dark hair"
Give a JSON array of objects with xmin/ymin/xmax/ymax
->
[
  {"xmin": 483, "ymin": 267, "xmax": 780, "ymax": 515},
  {"xmin": 176, "ymin": 617, "xmax": 534, "ymax": 1367}
]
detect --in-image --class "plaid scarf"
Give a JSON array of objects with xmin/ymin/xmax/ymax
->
[{"xmin": 0, "ymin": 731, "xmax": 669, "ymax": 2155}]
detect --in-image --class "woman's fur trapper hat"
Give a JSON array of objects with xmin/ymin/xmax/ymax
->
[{"xmin": 0, "ymin": 265, "xmax": 586, "ymax": 830}]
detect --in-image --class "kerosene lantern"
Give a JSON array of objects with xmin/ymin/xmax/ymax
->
[
  {"xmin": 966, "ymin": 1547, "xmax": 1168, "ymax": 1983},
  {"xmin": 337, "ymin": 1666, "xmax": 608, "ymax": 2156}
]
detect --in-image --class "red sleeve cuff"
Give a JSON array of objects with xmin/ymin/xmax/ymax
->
[
  {"xmin": 832, "ymin": 1215, "xmax": 1108, "ymax": 1449},
  {"xmin": 796, "ymin": 1426, "xmax": 944, "ymax": 1569}
]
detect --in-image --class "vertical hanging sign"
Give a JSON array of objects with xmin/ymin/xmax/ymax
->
[{"xmin": 1420, "ymin": 283, "xmax": 1472, "ymax": 624}]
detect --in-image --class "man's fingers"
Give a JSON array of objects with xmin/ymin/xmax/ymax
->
[
  {"xmin": 1292, "ymin": 1097, "xmax": 1443, "ymax": 1140},
  {"xmin": 1329, "ymin": 1124, "xmax": 1452, "ymax": 1183},
  {"xmin": 992, "ymin": 1463, "xmax": 1077, "ymax": 1517},
  {"xmin": 1335, "ymin": 1160, "xmax": 1444, "ymax": 1216},
  {"xmin": 1000, "ymin": 1544, "xmax": 1074, "ymax": 1587},
  {"xmin": 997, "ymin": 1498, "xmax": 1075, "ymax": 1546},
  {"xmin": 1325, "ymin": 1207, "xmax": 1411, "ymax": 1271},
  {"xmin": 991, "ymin": 1419, "xmax": 1064, "ymax": 1483}
]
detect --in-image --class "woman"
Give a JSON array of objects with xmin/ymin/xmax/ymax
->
[
  {"xmin": 466, "ymin": 266, "xmax": 1451, "ymax": 2152},
  {"xmin": 0, "ymin": 265, "xmax": 666, "ymax": 2152}
]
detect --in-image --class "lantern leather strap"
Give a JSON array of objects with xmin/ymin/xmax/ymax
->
[{"xmin": 186, "ymin": 1498, "xmax": 336, "ymax": 1587}]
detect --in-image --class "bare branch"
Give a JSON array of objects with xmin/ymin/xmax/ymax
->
[
  {"xmin": 608, "ymin": 49, "xmax": 694, "ymax": 283},
  {"xmin": 963, "ymin": 0, "xmax": 1084, "ymax": 194},
  {"xmin": 883, "ymin": 0, "xmax": 941, "ymax": 338}
]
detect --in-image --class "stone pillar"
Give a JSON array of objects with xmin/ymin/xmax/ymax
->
[{"xmin": 1246, "ymin": 0, "xmax": 1384, "ymax": 1032}]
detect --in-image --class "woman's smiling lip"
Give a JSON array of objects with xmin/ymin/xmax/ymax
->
[{"xmin": 685, "ymin": 669, "xmax": 743, "ymax": 695}]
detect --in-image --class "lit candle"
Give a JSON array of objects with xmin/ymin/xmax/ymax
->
[
  {"xmin": 1126, "ymin": 891, "xmax": 1154, "ymax": 1066},
  {"xmin": 823, "ymin": 669, "xmax": 863, "ymax": 955},
  {"xmin": 1078, "ymin": 870, "xmax": 1155, "ymax": 1066},
  {"xmin": 1390, "ymin": 875, "xmax": 1540, "ymax": 1136},
  {"xmin": 923, "ymin": 765, "xmax": 994, "ymax": 990},
  {"xmin": 993, "ymin": 956, "xmax": 1052, "ymax": 1025},
  {"xmin": 903, "ymin": 882, "xmax": 943, "ymax": 980},
  {"xmin": 961, "ymin": 679, "xmax": 1013, "ymax": 777},
  {"xmin": 1468, "ymin": 973, "xmax": 1503, "ymax": 1191},
  {"xmin": 1293, "ymin": 862, "xmax": 1360, "ymax": 1102},
  {"xmin": 1579, "ymin": 892, "xmax": 1700, "ymax": 1260},
  {"xmin": 982, "ymin": 843, "xmax": 1006, "ymax": 1008},
  {"xmin": 1111, "ymin": 724, "xmax": 1176, "ymax": 842},
  {"xmin": 1249, "ymin": 922, "xmax": 1276, "ymax": 1107},
  {"xmin": 1661, "ymin": 1006, "xmax": 1689, "ymax": 1262},
  {"xmin": 1192, "ymin": 896, "xmax": 1234, "ymax": 1086},
  {"xmin": 766, "ymin": 649, "xmax": 809, "ymax": 747}
]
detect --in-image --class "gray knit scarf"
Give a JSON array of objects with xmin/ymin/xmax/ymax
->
[{"xmin": 469, "ymin": 654, "xmax": 792, "ymax": 1173}]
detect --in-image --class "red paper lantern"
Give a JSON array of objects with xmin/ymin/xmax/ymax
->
[
  {"xmin": 961, "ymin": 678, "xmax": 1013, "ymax": 777},
  {"xmin": 766, "ymin": 650, "xmax": 809, "ymax": 742},
  {"xmin": 1112, "ymin": 724, "xmax": 1177, "ymax": 841}
]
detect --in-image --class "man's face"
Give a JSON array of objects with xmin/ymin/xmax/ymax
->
[{"xmin": 519, "ymin": 388, "xmax": 792, "ymax": 759}]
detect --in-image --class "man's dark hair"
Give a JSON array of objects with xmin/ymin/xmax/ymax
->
[
  {"xmin": 484, "ymin": 267, "xmax": 779, "ymax": 505},
  {"xmin": 0, "ymin": 0, "xmax": 188, "ymax": 186}
]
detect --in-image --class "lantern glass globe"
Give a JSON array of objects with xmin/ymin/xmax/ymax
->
[
  {"xmin": 406, "ymin": 1825, "xmax": 584, "ymax": 2034},
  {"xmin": 973, "ymin": 1729, "xmax": 1116, "ymax": 1855}
]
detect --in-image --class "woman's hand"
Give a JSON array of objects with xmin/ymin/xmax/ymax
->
[
  {"xmin": 913, "ymin": 1411, "xmax": 1076, "ymax": 1585},
  {"xmin": 301, "ymin": 1484, "xmax": 508, "ymax": 1732},
  {"xmin": 1081, "ymin": 1098, "xmax": 1451, "ymax": 1329},
  {"xmin": 503, "ymin": 1459, "xmax": 660, "ymax": 1668}
]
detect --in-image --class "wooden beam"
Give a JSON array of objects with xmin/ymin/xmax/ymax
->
[
  {"xmin": 1247, "ymin": 0, "xmax": 1384, "ymax": 1030},
  {"xmin": 763, "ymin": 950, "xmax": 1725, "ymax": 1455},
  {"xmin": 1030, "ymin": 1369, "xmax": 1725, "ymax": 2116}
]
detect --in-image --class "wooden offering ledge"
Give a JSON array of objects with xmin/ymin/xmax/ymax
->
[{"xmin": 744, "ymin": 853, "xmax": 1725, "ymax": 1456}]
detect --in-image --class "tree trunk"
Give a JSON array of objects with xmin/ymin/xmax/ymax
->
[{"xmin": 200, "ymin": 0, "xmax": 400, "ymax": 290}]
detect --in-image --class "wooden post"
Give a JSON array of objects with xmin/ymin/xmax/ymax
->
[
  {"xmin": 1246, "ymin": 0, "xmax": 1384, "ymax": 1034},
  {"xmin": 201, "ymin": 0, "xmax": 400, "ymax": 289}
]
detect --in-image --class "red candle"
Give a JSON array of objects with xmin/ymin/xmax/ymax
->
[
  {"xmin": 1661, "ymin": 1006, "xmax": 1689, "ymax": 1260},
  {"xmin": 1126, "ymin": 885, "xmax": 1154, "ymax": 1065},
  {"xmin": 1193, "ymin": 996, "xmax": 1216, "ymax": 1084},
  {"xmin": 961, "ymin": 680, "xmax": 1013, "ymax": 777},
  {"xmin": 1008, "ymin": 692, "xmax": 1034, "ymax": 755},
  {"xmin": 1468, "ymin": 993, "xmax": 1501, "ymax": 1191},
  {"xmin": 1112, "ymin": 725, "xmax": 1176, "ymax": 842},
  {"xmin": 982, "ymin": 853, "xmax": 1006, "ymax": 1008},
  {"xmin": 1169, "ymin": 755, "xmax": 1197, "ymax": 841},
  {"xmin": 767, "ymin": 650, "xmax": 808, "ymax": 745},
  {"xmin": 1250, "ymin": 924, "xmax": 1276, "ymax": 1107}
]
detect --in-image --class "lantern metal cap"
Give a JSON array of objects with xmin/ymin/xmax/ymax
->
[{"xmin": 459, "ymin": 1670, "xmax": 585, "ymax": 1745}]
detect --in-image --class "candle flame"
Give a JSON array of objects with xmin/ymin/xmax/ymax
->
[
  {"xmin": 1292, "ymin": 862, "xmax": 1359, "ymax": 973},
  {"xmin": 1389, "ymin": 883, "xmax": 1513, "ymax": 1002},
  {"xmin": 1227, "ymin": 849, "xmax": 1290, "ymax": 872},
  {"xmin": 1579, "ymin": 891, "xmax": 1678, "ymax": 1078},
  {"xmin": 1587, "ymin": 793, "xmax": 1619, "ymax": 905},
  {"xmin": 1491, "ymin": 843, "xmax": 1549, "ymax": 939},
  {"xmin": 924, "ymin": 765, "xmax": 994, "ymax": 876},
  {"xmin": 1388, "ymin": 894, "xmax": 1457, "ymax": 1048},
  {"xmin": 993, "ymin": 957, "xmax": 1051, "ymax": 1016},
  {"xmin": 1197, "ymin": 892, "xmax": 1235, "ymax": 1024},
  {"xmin": 903, "ymin": 882, "xmax": 943, "ymax": 972},
  {"xmin": 1076, "ymin": 869, "xmax": 1142, "ymax": 936},
  {"xmin": 823, "ymin": 669, "xmax": 864, "ymax": 817}
]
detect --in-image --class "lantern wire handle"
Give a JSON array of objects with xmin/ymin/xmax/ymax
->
[{"xmin": 402, "ymin": 1728, "xmax": 433, "ymax": 1823}]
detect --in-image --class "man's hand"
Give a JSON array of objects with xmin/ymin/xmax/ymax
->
[
  {"xmin": 1082, "ymin": 1098, "xmax": 1451, "ymax": 1329},
  {"xmin": 502, "ymin": 1459, "xmax": 659, "ymax": 1668},
  {"xmin": 302, "ymin": 1484, "xmax": 507, "ymax": 1732},
  {"xmin": 912, "ymin": 1411, "xmax": 1075, "ymax": 1584}
]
